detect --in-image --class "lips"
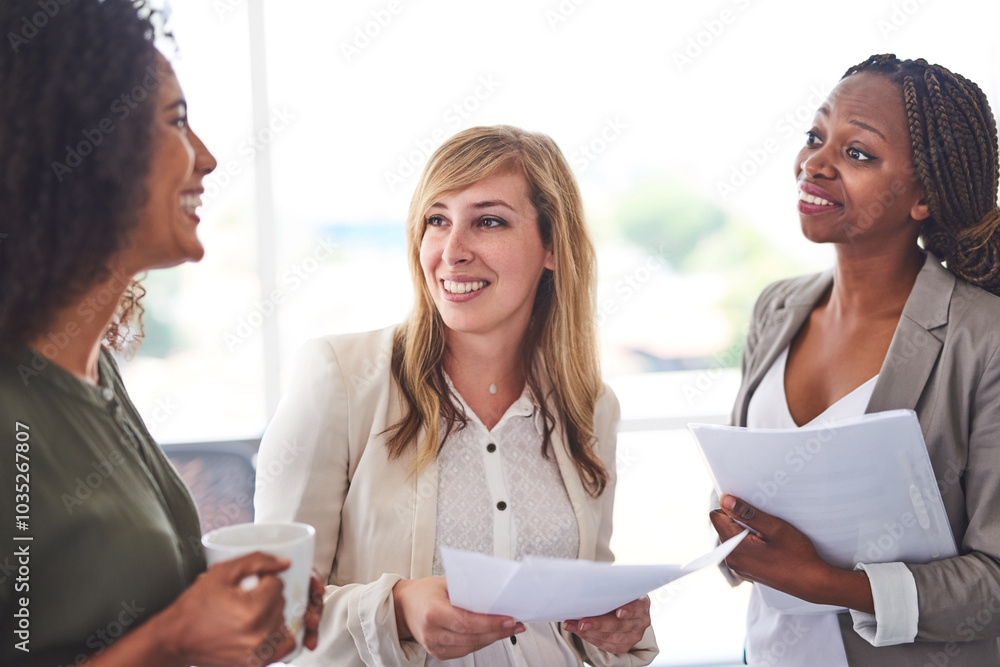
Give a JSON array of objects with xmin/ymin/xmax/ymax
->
[
  {"xmin": 798, "ymin": 181, "xmax": 842, "ymax": 207},
  {"xmin": 180, "ymin": 189, "xmax": 204, "ymax": 221}
]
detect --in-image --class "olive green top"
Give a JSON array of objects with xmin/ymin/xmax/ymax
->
[{"xmin": 0, "ymin": 347, "xmax": 205, "ymax": 666}]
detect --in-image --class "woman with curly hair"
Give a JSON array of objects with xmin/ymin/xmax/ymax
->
[
  {"xmin": 710, "ymin": 55, "xmax": 1000, "ymax": 665},
  {"xmin": 255, "ymin": 125, "xmax": 658, "ymax": 665},
  {"xmin": 0, "ymin": 1, "xmax": 320, "ymax": 664}
]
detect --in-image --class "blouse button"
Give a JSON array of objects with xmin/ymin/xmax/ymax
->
[
  {"xmin": 496, "ymin": 501, "xmax": 507, "ymax": 511},
  {"xmin": 510, "ymin": 635, "xmax": 517, "ymax": 645},
  {"xmin": 101, "ymin": 387, "xmax": 114, "ymax": 402},
  {"xmin": 486, "ymin": 443, "xmax": 497, "ymax": 453}
]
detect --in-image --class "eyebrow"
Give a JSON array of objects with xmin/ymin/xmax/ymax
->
[
  {"xmin": 428, "ymin": 199, "xmax": 516, "ymax": 212},
  {"xmin": 849, "ymin": 120, "xmax": 887, "ymax": 141},
  {"xmin": 816, "ymin": 106, "xmax": 887, "ymax": 141},
  {"xmin": 163, "ymin": 99, "xmax": 187, "ymax": 113}
]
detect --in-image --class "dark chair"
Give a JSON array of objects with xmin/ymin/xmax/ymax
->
[{"xmin": 161, "ymin": 440, "xmax": 259, "ymax": 535}]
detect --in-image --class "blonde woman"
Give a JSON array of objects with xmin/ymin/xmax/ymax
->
[{"xmin": 256, "ymin": 126, "xmax": 657, "ymax": 665}]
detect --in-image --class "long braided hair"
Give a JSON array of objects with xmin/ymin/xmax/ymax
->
[{"xmin": 843, "ymin": 54, "xmax": 1000, "ymax": 295}]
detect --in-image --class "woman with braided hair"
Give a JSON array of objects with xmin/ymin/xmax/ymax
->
[{"xmin": 709, "ymin": 54, "xmax": 1000, "ymax": 665}]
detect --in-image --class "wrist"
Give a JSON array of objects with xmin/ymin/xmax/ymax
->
[
  {"xmin": 145, "ymin": 604, "xmax": 186, "ymax": 666},
  {"xmin": 392, "ymin": 579, "xmax": 413, "ymax": 641},
  {"xmin": 808, "ymin": 566, "xmax": 875, "ymax": 613}
]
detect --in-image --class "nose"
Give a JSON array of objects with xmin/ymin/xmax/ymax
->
[
  {"xmin": 797, "ymin": 145, "xmax": 835, "ymax": 180},
  {"xmin": 441, "ymin": 225, "xmax": 472, "ymax": 265},
  {"xmin": 188, "ymin": 127, "xmax": 218, "ymax": 176}
]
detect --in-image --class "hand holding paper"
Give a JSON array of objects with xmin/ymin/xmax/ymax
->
[
  {"xmin": 693, "ymin": 410, "xmax": 957, "ymax": 613},
  {"xmin": 710, "ymin": 494, "xmax": 877, "ymax": 614}
]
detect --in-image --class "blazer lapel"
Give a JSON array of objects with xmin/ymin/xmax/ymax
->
[
  {"xmin": 549, "ymin": 414, "xmax": 595, "ymax": 560},
  {"xmin": 735, "ymin": 271, "xmax": 833, "ymax": 425},
  {"xmin": 867, "ymin": 255, "xmax": 952, "ymax": 414}
]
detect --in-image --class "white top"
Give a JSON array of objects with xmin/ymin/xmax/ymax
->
[
  {"xmin": 427, "ymin": 381, "xmax": 580, "ymax": 667},
  {"xmin": 744, "ymin": 347, "xmax": 919, "ymax": 665}
]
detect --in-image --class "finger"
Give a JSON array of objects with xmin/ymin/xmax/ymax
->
[
  {"xmin": 446, "ymin": 608, "xmax": 518, "ymax": 636},
  {"xmin": 719, "ymin": 495, "xmax": 778, "ymax": 534},
  {"xmin": 710, "ymin": 508, "xmax": 744, "ymax": 541},
  {"xmin": 218, "ymin": 551, "xmax": 291, "ymax": 584}
]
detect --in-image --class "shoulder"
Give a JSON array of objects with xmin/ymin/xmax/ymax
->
[
  {"xmin": 751, "ymin": 271, "xmax": 829, "ymax": 319},
  {"xmin": 292, "ymin": 326, "xmax": 397, "ymax": 378},
  {"xmin": 949, "ymin": 279, "xmax": 1000, "ymax": 340},
  {"xmin": 285, "ymin": 326, "xmax": 399, "ymax": 408},
  {"xmin": 595, "ymin": 381, "xmax": 621, "ymax": 422}
]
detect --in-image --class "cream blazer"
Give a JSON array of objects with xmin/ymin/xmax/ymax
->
[
  {"xmin": 255, "ymin": 327, "xmax": 658, "ymax": 666},
  {"xmin": 732, "ymin": 255, "xmax": 1000, "ymax": 666}
]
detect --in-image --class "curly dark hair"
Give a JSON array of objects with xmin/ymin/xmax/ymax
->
[
  {"xmin": 0, "ymin": 0, "xmax": 165, "ymax": 353},
  {"xmin": 844, "ymin": 54, "xmax": 1000, "ymax": 296}
]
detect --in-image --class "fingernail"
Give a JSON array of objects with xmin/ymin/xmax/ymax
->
[
  {"xmin": 503, "ymin": 619, "xmax": 515, "ymax": 629},
  {"xmin": 578, "ymin": 621, "xmax": 589, "ymax": 631},
  {"xmin": 616, "ymin": 608, "xmax": 627, "ymax": 619},
  {"xmin": 515, "ymin": 624, "xmax": 525, "ymax": 634},
  {"xmin": 721, "ymin": 495, "xmax": 736, "ymax": 510}
]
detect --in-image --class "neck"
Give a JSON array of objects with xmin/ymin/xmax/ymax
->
[
  {"xmin": 829, "ymin": 243, "xmax": 924, "ymax": 317},
  {"xmin": 26, "ymin": 268, "xmax": 133, "ymax": 385},
  {"xmin": 443, "ymin": 330, "xmax": 526, "ymax": 392}
]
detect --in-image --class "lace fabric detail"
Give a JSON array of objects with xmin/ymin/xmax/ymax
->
[{"xmin": 432, "ymin": 388, "xmax": 579, "ymax": 575}]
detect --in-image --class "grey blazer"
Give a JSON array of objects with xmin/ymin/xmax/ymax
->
[{"xmin": 732, "ymin": 254, "xmax": 1000, "ymax": 666}]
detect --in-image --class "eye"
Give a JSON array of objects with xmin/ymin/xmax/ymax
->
[
  {"xmin": 479, "ymin": 216, "xmax": 506, "ymax": 229},
  {"xmin": 171, "ymin": 116, "xmax": 188, "ymax": 131},
  {"xmin": 425, "ymin": 215, "xmax": 447, "ymax": 227},
  {"xmin": 804, "ymin": 130, "xmax": 822, "ymax": 147},
  {"xmin": 846, "ymin": 147, "xmax": 875, "ymax": 161}
]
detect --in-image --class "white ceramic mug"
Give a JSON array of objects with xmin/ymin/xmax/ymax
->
[{"xmin": 202, "ymin": 522, "xmax": 316, "ymax": 663}]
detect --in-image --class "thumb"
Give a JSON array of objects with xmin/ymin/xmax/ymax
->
[{"xmin": 719, "ymin": 494, "xmax": 772, "ymax": 534}]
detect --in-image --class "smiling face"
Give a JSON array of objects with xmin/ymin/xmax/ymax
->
[
  {"xmin": 794, "ymin": 72, "xmax": 930, "ymax": 249},
  {"xmin": 122, "ymin": 54, "xmax": 217, "ymax": 273},
  {"xmin": 418, "ymin": 169, "xmax": 554, "ymax": 344}
]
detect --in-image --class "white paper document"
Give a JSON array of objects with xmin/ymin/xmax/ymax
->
[
  {"xmin": 690, "ymin": 409, "xmax": 957, "ymax": 613},
  {"xmin": 441, "ymin": 531, "xmax": 747, "ymax": 623}
]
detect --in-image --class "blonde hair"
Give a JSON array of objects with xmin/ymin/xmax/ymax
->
[{"xmin": 386, "ymin": 125, "xmax": 608, "ymax": 496}]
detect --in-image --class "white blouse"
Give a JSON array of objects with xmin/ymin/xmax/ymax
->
[
  {"xmin": 744, "ymin": 347, "xmax": 873, "ymax": 667},
  {"xmin": 427, "ymin": 381, "xmax": 580, "ymax": 667}
]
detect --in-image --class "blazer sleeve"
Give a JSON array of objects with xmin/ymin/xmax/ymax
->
[
  {"xmin": 569, "ymin": 387, "xmax": 660, "ymax": 667},
  {"xmin": 906, "ymin": 343, "xmax": 1000, "ymax": 643},
  {"xmin": 254, "ymin": 338, "xmax": 422, "ymax": 667}
]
